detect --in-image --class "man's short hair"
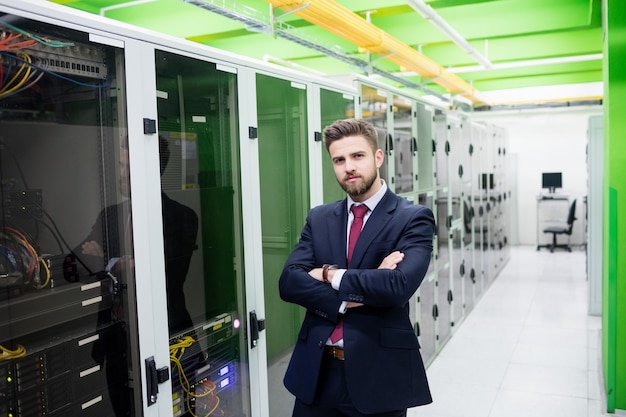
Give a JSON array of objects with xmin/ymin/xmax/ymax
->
[{"xmin": 323, "ymin": 118, "xmax": 379, "ymax": 153}]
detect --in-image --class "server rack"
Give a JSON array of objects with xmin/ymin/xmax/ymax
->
[{"xmin": 1, "ymin": 2, "xmax": 511, "ymax": 416}]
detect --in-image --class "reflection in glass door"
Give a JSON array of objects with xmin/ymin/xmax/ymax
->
[{"xmin": 155, "ymin": 50, "xmax": 250, "ymax": 417}]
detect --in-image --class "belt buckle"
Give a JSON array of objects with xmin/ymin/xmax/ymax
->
[{"xmin": 327, "ymin": 346, "xmax": 344, "ymax": 360}]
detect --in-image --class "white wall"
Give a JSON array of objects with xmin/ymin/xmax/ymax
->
[{"xmin": 472, "ymin": 106, "xmax": 602, "ymax": 246}]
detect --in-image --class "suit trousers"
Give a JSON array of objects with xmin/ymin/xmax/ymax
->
[{"xmin": 291, "ymin": 354, "xmax": 407, "ymax": 417}]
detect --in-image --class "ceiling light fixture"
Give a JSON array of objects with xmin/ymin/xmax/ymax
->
[
  {"xmin": 99, "ymin": 0, "xmax": 158, "ymax": 16},
  {"xmin": 406, "ymin": 0, "xmax": 492, "ymax": 69},
  {"xmin": 263, "ymin": 54, "xmax": 327, "ymax": 76},
  {"xmin": 382, "ymin": 54, "xmax": 603, "ymax": 78},
  {"xmin": 448, "ymin": 54, "xmax": 603, "ymax": 73}
]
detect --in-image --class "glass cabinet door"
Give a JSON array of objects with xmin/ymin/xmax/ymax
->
[
  {"xmin": 392, "ymin": 94, "xmax": 415, "ymax": 195},
  {"xmin": 255, "ymin": 74, "xmax": 309, "ymax": 417},
  {"xmin": 0, "ymin": 15, "xmax": 139, "ymax": 417},
  {"xmin": 154, "ymin": 50, "xmax": 250, "ymax": 417},
  {"xmin": 359, "ymin": 84, "xmax": 392, "ymax": 184},
  {"xmin": 321, "ymin": 88, "xmax": 355, "ymax": 204},
  {"xmin": 416, "ymin": 102, "xmax": 435, "ymax": 192}
]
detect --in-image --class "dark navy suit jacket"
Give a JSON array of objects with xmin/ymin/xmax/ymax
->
[{"xmin": 279, "ymin": 188, "xmax": 436, "ymax": 414}]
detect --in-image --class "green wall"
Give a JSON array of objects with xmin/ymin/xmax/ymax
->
[{"xmin": 603, "ymin": 0, "xmax": 626, "ymax": 412}]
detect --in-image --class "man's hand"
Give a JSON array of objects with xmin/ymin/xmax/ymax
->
[
  {"xmin": 309, "ymin": 252, "xmax": 403, "ymax": 308},
  {"xmin": 346, "ymin": 302, "xmax": 363, "ymax": 309},
  {"xmin": 81, "ymin": 240, "xmax": 104, "ymax": 257},
  {"xmin": 308, "ymin": 267, "xmax": 324, "ymax": 282},
  {"xmin": 116, "ymin": 255, "xmax": 135, "ymax": 271},
  {"xmin": 347, "ymin": 251, "xmax": 403, "ymax": 309},
  {"xmin": 378, "ymin": 251, "xmax": 404, "ymax": 269}
]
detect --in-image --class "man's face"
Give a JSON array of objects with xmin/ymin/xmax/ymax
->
[{"xmin": 328, "ymin": 134, "xmax": 383, "ymax": 202}]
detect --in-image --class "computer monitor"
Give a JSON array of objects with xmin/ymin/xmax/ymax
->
[{"xmin": 542, "ymin": 172, "xmax": 562, "ymax": 193}]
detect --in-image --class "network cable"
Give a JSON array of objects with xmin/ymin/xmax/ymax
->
[
  {"xmin": 169, "ymin": 336, "xmax": 223, "ymax": 416},
  {"xmin": 0, "ymin": 343, "xmax": 26, "ymax": 360}
]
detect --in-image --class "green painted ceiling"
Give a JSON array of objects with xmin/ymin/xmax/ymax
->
[{"xmin": 48, "ymin": 0, "xmax": 603, "ymax": 104}]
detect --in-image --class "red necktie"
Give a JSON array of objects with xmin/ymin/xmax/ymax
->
[{"xmin": 330, "ymin": 204, "xmax": 369, "ymax": 344}]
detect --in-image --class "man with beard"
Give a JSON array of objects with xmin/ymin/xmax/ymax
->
[{"xmin": 279, "ymin": 118, "xmax": 436, "ymax": 417}]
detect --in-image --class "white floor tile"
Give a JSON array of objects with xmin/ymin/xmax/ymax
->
[
  {"xmin": 423, "ymin": 246, "xmax": 604, "ymax": 417},
  {"xmin": 518, "ymin": 325, "xmax": 589, "ymax": 348},
  {"xmin": 489, "ymin": 389, "xmax": 588, "ymax": 417},
  {"xmin": 502, "ymin": 359, "xmax": 588, "ymax": 398},
  {"xmin": 427, "ymin": 354, "xmax": 509, "ymax": 390},
  {"xmin": 511, "ymin": 342, "xmax": 588, "ymax": 370},
  {"xmin": 412, "ymin": 383, "xmax": 498, "ymax": 417}
]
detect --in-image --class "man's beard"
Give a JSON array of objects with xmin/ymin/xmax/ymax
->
[{"xmin": 339, "ymin": 171, "xmax": 377, "ymax": 198}]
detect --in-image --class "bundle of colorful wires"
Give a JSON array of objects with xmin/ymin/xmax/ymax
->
[
  {"xmin": 0, "ymin": 343, "xmax": 26, "ymax": 360},
  {"xmin": 169, "ymin": 336, "xmax": 223, "ymax": 416},
  {"xmin": 0, "ymin": 51, "xmax": 44, "ymax": 99},
  {"xmin": 0, "ymin": 27, "xmax": 37, "ymax": 51},
  {"xmin": 0, "ymin": 23, "xmax": 74, "ymax": 99},
  {"xmin": 1, "ymin": 226, "xmax": 50, "ymax": 288},
  {"xmin": 192, "ymin": 379, "xmax": 222, "ymax": 417},
  {"xmin": 170, "ymin": 336, "xmax": 196, "ymax": 394},
  {"xmin": 0, "ymin": 22, "xmax": 73, "ymax": 49}
]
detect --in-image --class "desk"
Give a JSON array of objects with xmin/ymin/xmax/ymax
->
[{"xmin": 536, "ymin": 194, "xmax": 569, "ymax": 250}]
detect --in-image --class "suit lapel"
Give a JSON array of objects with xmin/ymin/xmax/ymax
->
[
  {"xmin": 350, "ymin": 190, "xmax": 398, "ymax": 268},
  {"xmin": 328, "ymin": 199, "xmax": 349, "ymax": 267}
]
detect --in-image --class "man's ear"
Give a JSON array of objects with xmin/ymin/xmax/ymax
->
[{"xmin": 375, "ymin": 148, "xmax": 384, "ymax": 168}]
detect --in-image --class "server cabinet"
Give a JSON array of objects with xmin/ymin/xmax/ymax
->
[
  {"xmin": 474, "ymin": 122, "xmax": 495, "ymax": 289},
  {"xmin": 460, "ymin": 120, "xmax": 478, "ymax": 312},
  {"xmin": 415, "ymin": 192, "xmax": 437, "ymax": 365},
  {"xmin": 0, "ymin": 3, "xmax": 267, "ymax": 416},
  {"xmin": 0, "ymin": 14, "xmax": 141, "ymax": 417},
  {"xmin": 446, "ymin": 115, "xmax": 464, "ymax": 329},
  {"xmin": 490, "ymin": 127, "xmax": 503, "ymax": 275},
  {"xmin": 416, "ymin": 102, "xmax": 436, "ymax": 192},
  {"xmin": 154, "ymin": 50, "xmax": 253, "ymax": 417},
  {"xmin": 392, "ymin": 94, "xmax": 416, "ymax": 195},
  {"xmin": 254, "ymin": 73, "xmax": 310, "ymax": 417},
  {"xmin": 494, "ymin": 125, "xmax": 510, "ymax": 270},
  {"xmin": 433, "ymin": 114, "xmax": 452, "ymax": 348},
  {"xmin": 358, "ymin": 84, "xmax": 394, "ymax": 187},
  {"xmin": 320, "ymin": 88, "xmax": 357, "ymax": 204},
  {"xmin": 412, "ymin": 102, "xmax": 437, "ymax": 364}
]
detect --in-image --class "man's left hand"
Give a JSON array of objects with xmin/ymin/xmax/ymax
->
[{"xmin": 308, "ymin": 267, "xmax": 324, "ymax": 282}]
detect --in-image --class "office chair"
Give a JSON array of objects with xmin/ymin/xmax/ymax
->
[{"xmin": 540, "ymin": 199, "xmax": 577, "ymax": 253}]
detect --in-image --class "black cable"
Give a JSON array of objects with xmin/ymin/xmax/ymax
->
[
  {"xmin": 36, "ymin": 203, "xmax": 94, "ymax": 276},
  {"xmin": 2, "ymin": 140, "xmax": 95, "ymax": 276},
  {"xmin": 29, "ymin": 215, "xmax": 64, "ymax": 253},
  {"xmin": 0, "ymin": 140, "xmax": 30, "ymax": 190}
]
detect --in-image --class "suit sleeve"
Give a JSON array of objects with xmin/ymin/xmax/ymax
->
[
  {"xmin": 278, "ymin": 210, "xmax": 344, "ymax": 322},
  {"xmin": 337, "ymin": 205, "xmax": 435, "ymax": 308}
]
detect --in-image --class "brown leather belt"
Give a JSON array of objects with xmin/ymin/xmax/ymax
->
[{"xmin": 324, "ymin": 345, "xmax": 345, "ymax": 360}]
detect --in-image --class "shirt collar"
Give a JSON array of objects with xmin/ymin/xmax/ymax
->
[{"xmin": 347, "ymin": 180, "xmax": 387, "ymax": 213}]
